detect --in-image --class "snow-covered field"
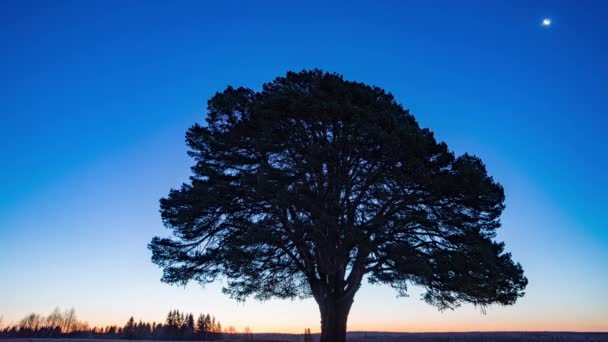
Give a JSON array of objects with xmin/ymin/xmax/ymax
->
[{"xmin": 2, "ymin": 333, "xmax": 608, "ymax": 342}]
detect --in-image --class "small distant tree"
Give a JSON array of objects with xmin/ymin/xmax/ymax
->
[
  {"xmin": 211, "ymin": 316, "xmax": 217, "ymax": 333},
  {"xmin": 107, "ymin": 325, "xmax": 116, "ymax": 335},
  {"xmin": 62, "ymin": 308, "xmax": 77, "ymax": 333},
  {"xmin": 215, "ymin": 322, "xmax": 222, "ymax": 337},
  {"xmin": 122, "ymin": 317, "xmax": 136, "ymax": 340},
  {"xmin": 243, "ymin": 326, "xmax": 253, "ymax": 340},
  {"xmin": 46, "ymin": 308, "xmax": 63, "ymax": 330},
  {"xmin": 150, "ymin": 70, "xmax": 528, "ymax": 342},
  {"xmin": 304, "ymin": 328, "xmax": 313, "ymax": 342},
  {"xmin": 184, "ymin": 314, "xmax": 195, "ymax": 340},
  {"xmin": 195, "ymin": 314, "xmax": 207, "ymax": 337},
  {"xmin": 19, "ymin": 313, "xmax": 43, "ymax": 331},
  {"xmin": 154, "ymin": 323, "xmax": 164, "ymax": 339},
  {"xmin": 165, "ymin": 310, "xmax": 178, "ymax": 339},
  {"xmin": 204, "ymin": 314, "xmax": 211, "ymax": 330},
  {"xmin": 145, "ymin": 322, "xmax": 152, "ymax": 339},
  {"xmin": 187, "ymin": 314, "xmax": 194, "ymax": 329}
]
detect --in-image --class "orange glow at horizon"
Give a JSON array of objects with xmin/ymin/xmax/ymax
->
[{"xmin": 62, "ymin": 315, "xmax": 608, "ymax": 335}]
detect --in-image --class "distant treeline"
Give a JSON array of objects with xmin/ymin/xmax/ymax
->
[{"xmin": 0, "ymin": 308, "xmax": 227, "ymax": 340}]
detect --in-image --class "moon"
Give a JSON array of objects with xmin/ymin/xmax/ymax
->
[{"xmin": 542, "ymin": 18, "xmax": 551, "ymax": 27}]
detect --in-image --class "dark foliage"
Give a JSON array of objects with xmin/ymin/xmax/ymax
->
[
  {"xmin": 149, "ymin": 70, "xmax": 528, "ymax": 342},
  {"xmin": 0, "ymin": 309, "xmax": 222, "ymax": 341}
]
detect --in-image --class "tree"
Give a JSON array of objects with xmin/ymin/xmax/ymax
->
[
  {"xmin": 195, "ymin": 314, "xmax": 207, "ymax": 337},
  {"xmin": 204, "ymin": 315, "xmax": 211, "ymax": 335},
  {"xmin": 165, "ymin": 310, "xmax": 180, "ymax": 339},
  {"xmin": 210, "ymin": 316, "xmax": 216, "ymax": 333},
  {"xmin": 215, "ymin": 322, "xmax": 222, "ymax": 337},
  {"xmin": 304, "ymin": 328, "xmax": 313, "ymax": 342},
  {"xmin": 19, "ymin": 313, "xmax": 43, "ymax": 331},
  {"xmin": 62, "ymin": 308, "xmax": 77, "ymax": 333},
  {"xmin": 243, "ymin": 326, "xmax": 253, "ymax": 340},
  {"xmin": 184, "ymin": 313, "xmax": 195, "ymax": 340},
  {"xmin": 107, "ymin": 325, "xmax": 116, "ymax": 335},
  {"xmin": 122, "ymin": 317, "xmax": 136, "ymax": 340},
  {"xmin": 46, "ymin": 308, "xmax": 63, "ymax": 330},
  {"xmin": 149, "ymin": 70, "xmax": 528, "ymax": 342}
]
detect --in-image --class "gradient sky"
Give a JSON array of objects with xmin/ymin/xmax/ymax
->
[{"xmin": 1, "ymin": 0, "xmax": 607, "ymax": 333}]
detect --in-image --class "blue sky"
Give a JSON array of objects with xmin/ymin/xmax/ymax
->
[{"xmin": 1, "ymin": 0, "xmax": 607, "ymax": 332}]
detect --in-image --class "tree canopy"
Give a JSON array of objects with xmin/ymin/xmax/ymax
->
[{"xmin": 149, "ymin": 70, "xmax": 527, "ymax": 341}]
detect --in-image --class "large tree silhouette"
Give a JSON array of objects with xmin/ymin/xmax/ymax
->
[{"xmin": 150, "ymin": 70, "xmax": 527, "ymax": 342}]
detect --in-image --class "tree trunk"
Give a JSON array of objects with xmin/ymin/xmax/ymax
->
[{"xmin": 318, "ymin": 297, "xmax": 353, "ymax": 342}]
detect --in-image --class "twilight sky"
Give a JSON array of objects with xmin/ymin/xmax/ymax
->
[{"xmin": 1, "ymin": 0, "xmax": 607, "ymax": 333}]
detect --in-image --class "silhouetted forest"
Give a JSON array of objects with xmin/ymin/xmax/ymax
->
[
  {"xmin": 0, "ymin": 308, "xmax": 224, "ymax": 340},
  {"xmin": 3, "ymin": 310, "xmax": 607, "ymax": 342}
]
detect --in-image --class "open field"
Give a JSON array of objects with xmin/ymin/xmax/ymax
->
[
  {"xmin": 2, "ymin": 333, "xmax": 608, "ymax": 342},
  {"xmin": 345, "ymin": 332, "xmax": 608, "ymax": 341}
]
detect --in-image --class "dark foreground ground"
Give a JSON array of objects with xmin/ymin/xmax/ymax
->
[
  {"xmin": 2, "ymin": 333, "xmax": 608, "ymax": 342},
  {"xmin": 345, "ymin": 332, "xmax": 608, "ymax": 341}
]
